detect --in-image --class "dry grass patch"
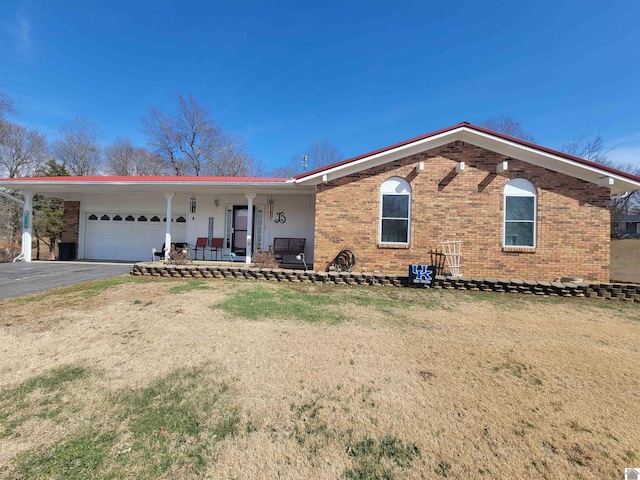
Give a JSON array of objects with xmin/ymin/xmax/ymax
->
[
  {"xmin": 1, "ymin": 278, "xmax": 640, "ymax": 478},
  {"xmin": 611, "ymin": 238, "xmax": 640, "ymax": 283}
]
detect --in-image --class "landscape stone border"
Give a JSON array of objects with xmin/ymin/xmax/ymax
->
[{"xmin": 131, "ymin": 263, "xmax": 640, "ymax": 302}]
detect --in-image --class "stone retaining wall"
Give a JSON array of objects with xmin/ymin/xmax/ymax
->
[{"xmin": 131, "ymin": 263, "xmax": 640, "ymax": 302}]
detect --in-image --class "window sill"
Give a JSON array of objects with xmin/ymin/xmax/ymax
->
[
  {"xmin": 378, "ymin": 243, "xmax": 410, "ymax": 249},
  {"xmin": 502, "ymin": 246, "xmax": 536, "ymax": 253}
]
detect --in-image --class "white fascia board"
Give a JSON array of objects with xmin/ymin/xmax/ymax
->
[
  {"xmin": 457, "ymin": 129, "xmax": 640, "ymax": 193},
  {"xmin": 295, "ymin": 128, "xmax": 466, "ymax": 185},
  {"xmin": 295, "ymin": 126, "xmax": 640, "ymax": 193},
  {"xmin": 0, "ymin": 179, "xmax": 291, "ymax": 188}
]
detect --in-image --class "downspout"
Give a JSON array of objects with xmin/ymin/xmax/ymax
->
[{"xmin": 0, "ymin": 189, "xmax": 25, "ymax": 206}]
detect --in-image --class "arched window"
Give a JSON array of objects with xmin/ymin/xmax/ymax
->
[
  {"xmin": 380, "ymin": 177, "xmax": 411, "ymax": 244},
  {"xmin": 504, "ymin": 178, "xmax": 536, "ymax": 247}
]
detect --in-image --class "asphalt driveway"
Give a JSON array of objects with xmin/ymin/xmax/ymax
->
[{"xmin": 0, "ymin": 261, "xmax": 134, "ymax": 300}]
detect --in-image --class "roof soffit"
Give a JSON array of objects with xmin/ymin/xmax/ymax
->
[
  {"xmin": 296, "ymin": 128, "xmax": 464, "ymax": 184},
  {"xmin": 456, "ymin": 129, "xmax": 639, "ymax": 194},
  {"xmin": 296, "ymin": 126, "xmax": 640, "ymax": 194}
]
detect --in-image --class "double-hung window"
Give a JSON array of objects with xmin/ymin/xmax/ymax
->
[
  {"xmin": 380, "ymin": 177, "xmax": 411, "ymax": 244},
  {"xmin": 503, "ymin": 178, "xmax": 536, "ymax": 247}
]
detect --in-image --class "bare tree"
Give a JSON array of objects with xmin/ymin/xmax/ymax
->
[
  {"xmin": 209, "ymin": 134, "xmax": 263, "ymax": 177},
  {"xmin": 104, "ymin": 138, "xmax": 167, "ymax": 176},
  {"xmin": 273, "ymin": 139, "xmax": 343, "ymax": 177},
  {"xmin": 561, "ymin": 134, "xmax": 640, "ymax": 224},
  {"xmin": 0, "ymin": 123, "xmax": 48, "ymax": 178},
  {"xmin": 0, "ymin": 92, "xmax": 15, "ymax": 118},
  {"xmin": 32, "ymin": 160, "xmax": 68, "ymax": 259},
  {"xmin": 0, "ymin": 92, "xmax": 21, "ymax": 259},
  {"xmin": 0, "ymin": 91, "xmax": 17, "ymax": 147},
  {"xmin": 481, "ymin": 115, "xmax": 536, "ymax": 142},
  {"xmin": 561, "ymin": 134, "xmax": 610, "ymax": 164},
  {"xmin": 52, "ymin": 118, "xmax": 102, "ymax": 176},
  {"xmin": 142, "ymin": 93, "xmax": 254, "ymax": 176}
]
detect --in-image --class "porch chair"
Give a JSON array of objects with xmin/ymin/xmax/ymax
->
[
  {"xmin": 194, "ymin": 237, "xmax": 208, "ymax": 260},
  {"xmin": 429, "ymin": 248, "xmax": 447, "ymax": 276},
  {"xmin": 209, "ymin": 237, "xmax": 224, "ymax": 261},
  {"xmin": 153, "ymin": 243, "xmax": 166, "ymax": 260}
]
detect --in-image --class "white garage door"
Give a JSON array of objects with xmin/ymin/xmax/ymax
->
[{"xmin": 84, "ymin": 212, "xmax": 186, "ymax": 261}]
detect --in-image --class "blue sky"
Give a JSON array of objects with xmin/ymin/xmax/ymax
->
[{"xmin": 1, "ymin": 0, "xmax": 639, "ymax": 173}]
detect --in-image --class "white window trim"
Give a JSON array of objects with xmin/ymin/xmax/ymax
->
[
  {"xmin": 503, "ymin": 178, "xmax": 537, "ymax": 248},
  {"xmin": 255, "ymin": 207, "xmax": 264, "ymax": 251},
  {"xmin": 379, "ymin": 177, "xmax": 411, "ymax": 245}
]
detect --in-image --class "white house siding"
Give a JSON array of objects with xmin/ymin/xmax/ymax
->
[
  {"xmin": 75, "ymin": 191, "xmax": 316, "ymax": 263},
  {"xmin": 262, "ymin": 194, "xmax": 316, "ymax": 261},
  {"xmin": 188, "ymin": 193, "xmax": 316, "ymax": 262}
]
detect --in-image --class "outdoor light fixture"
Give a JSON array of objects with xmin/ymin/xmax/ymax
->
[
  {"xmin": 190, "ymin": 195, "xmax": 197, "ymax": 214},
  {"xmin": 214, "ymin": 198, "xmax": 219, "ymax": 207},
  {"xmin": 268, "ymin": 198, "xmax": 274, "ymax": 220},
  {"xmin": 296, "ymin": 252, "xmax": 307, "ymax": 271}
]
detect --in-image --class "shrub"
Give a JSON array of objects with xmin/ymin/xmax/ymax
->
[
  {"xmin": 167, "ymin": 249, "xmax": 190, "ymax": 265},
  {"xmin": 253, "ymin": 251, "xmax": 279, "ymax": 268}
]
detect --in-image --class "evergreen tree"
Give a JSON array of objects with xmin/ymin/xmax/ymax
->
[{"xmin": 32, "ymin": 160, "xmax": 69, "ymax": 259}]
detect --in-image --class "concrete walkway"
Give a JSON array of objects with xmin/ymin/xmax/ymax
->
[{"xmin": 0, "ymin": 261, "xmax": 133, "ymax": 300}]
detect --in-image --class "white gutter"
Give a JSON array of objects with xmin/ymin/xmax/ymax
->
[{"xmin": 0, "ymin": 179, "xmax": 293, "ymax": 187}]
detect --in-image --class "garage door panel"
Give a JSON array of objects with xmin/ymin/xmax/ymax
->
[{"xmin": 84, "ymin": 213, "xmax": 186, "ymax": 261}]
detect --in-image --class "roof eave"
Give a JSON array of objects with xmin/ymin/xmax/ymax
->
[
  {"xmin": 295, "ymin": 126, "xmax": 467, "ymax": 185},
  {"xmin": 0, "ymin": 177, "xmax": 308, "ymax": 196},
  {"xmin": 295, "ymin": 125, "xmax": 640, "ymax": 194},
  {"xmin": 456, "ymin": 128, "xmax": 640, "ymax": 194}
]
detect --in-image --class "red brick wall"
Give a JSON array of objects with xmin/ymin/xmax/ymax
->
[
  {"xmin": 61, "ymin": 201, "xmax": 80, "ymax": 245},
  {"xmin": 314, "ymin": 141, "xmax": 611, "ymax": 282}
]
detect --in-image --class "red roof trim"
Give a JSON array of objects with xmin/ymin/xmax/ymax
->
[{"xmin": 294, "ymin": 122, "xmax": 640, "ymax": 183}]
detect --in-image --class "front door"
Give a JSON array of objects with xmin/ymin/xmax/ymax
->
[{"xmin": 232, "ymin": 206, "xmax": 248, "ymax": 256}]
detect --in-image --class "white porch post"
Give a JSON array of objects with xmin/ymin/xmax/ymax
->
[
  {"xmin": 21, "ymin": 191, "xmax": 34, "ymax": 262},
  {"xmin": 165, "ymin": 193, "xmax": 174, "ymax": 260},
  {"xmin": 245, "ymin": 193, "xmax": 256, "ymax": 264}
]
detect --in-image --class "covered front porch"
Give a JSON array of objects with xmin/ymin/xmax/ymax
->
[{"xmin": 3, "ymin": 176, "xmax": 316, "ymax": 266}]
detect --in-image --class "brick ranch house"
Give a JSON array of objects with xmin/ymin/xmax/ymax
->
[{"xmin": 2, "ymin": 122, "xmax": 639, "ymax": 282}]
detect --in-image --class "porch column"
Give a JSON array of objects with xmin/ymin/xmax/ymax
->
[
  {"xmin": 21, "ymin": 191, "xmax": 34, "ymax": 262},
  {"xmin": 165, "ymin": 193, "xmax": 174, "ymax": 260},
  {"xmin": 245, "ymin": 193, "xmax": 256, "ymax": 264}
]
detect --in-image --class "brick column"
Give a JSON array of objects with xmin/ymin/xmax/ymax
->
[{"xmin": 61, "ymin": 201, "xmax": 80, "ymax": 245}]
